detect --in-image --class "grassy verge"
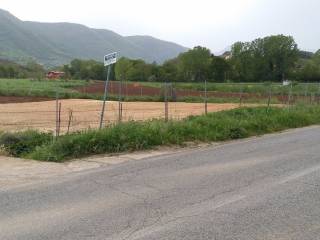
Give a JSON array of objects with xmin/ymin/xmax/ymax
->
[{"xmin": 1, "ymin": 104, "xmax": 319, "ymax": 162}]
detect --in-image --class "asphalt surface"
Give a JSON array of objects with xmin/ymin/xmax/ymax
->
[{"xmin": 1, "ymin": 126, "xmax": 320, "ymax": 240}]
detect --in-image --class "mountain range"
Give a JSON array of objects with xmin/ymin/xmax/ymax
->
[{"xmin": 0, "ymin": 8, "xmax": 188, "ymax": 67}]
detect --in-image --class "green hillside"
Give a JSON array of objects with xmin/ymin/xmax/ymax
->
[{"xmin": 0, "ymin": 9, "xmax": 187, "ymax": 67}]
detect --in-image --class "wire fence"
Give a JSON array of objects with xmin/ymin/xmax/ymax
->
[
  {"xmin": 0, "ymin": 101, "xmax": 213, "ymax": 134},
  {"xmin": 0, "ymin": 81, "xmax": 319, "ymax": 135}
]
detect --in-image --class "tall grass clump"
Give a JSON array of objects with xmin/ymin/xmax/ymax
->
[
  {"xmin": 0, "ymin": 130, "xmax": 53, "ymax": 157},
  {"xmin": 24, "ymin": 105, "xmax": 320, "ymax": 162}
]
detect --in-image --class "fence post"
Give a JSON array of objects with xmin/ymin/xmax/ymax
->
[
  {"xmin": 239, "ymin": 87, "xmax": 243, "ymax": 107},
  {"xmin": 57, "ymin": 102, "xmax": 62, "ymax": 137},
  {"xmin": 118, "ymin": 77, "xmax": 123, "ymax": 123},
  {"xmin": 164, "ymin": 82, "xmax": 169, "ymax": 122},
  {"xmin": 317, "ymin": 83, "xmax": 320, "ymax": 104},
  {"xmin": 287, "ymin": 83, "xmax": 292, "ymax": 107},
  {"xmin": 55, "ymin": 89, "xmax": 59, "ymax": 139},
  {"xmin": 204, "ymin": 79, "xmax": 208, "ymax": 115},
  {"xmin": 267, "ymin": 85, "xmax": 272, "ymax": 112},
  {"xmin": 67, "ymin": 109, "xmax": 73, "ymax": 134}
]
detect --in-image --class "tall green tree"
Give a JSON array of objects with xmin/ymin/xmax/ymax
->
[
  {"xmin": 115, "ymin": 57, "xmax": 133, "ymax": 81},
  {"xmin": 230, "ymin": 35, "xmax": 299, "ymax": 82},
  {"xmin": 177, "ymin": 46, "xmax": 212, "ymax": 82},
  {"xmin": 230, "ymin": 42, "xmax": 255, "ymax": 82},
  {"xmin": 210, "ymin": 55, "xmax": 231, "ymax": 82},
  {"xmin": 262, "ymin": 35, "xmax": 299, "ymax": 80}
]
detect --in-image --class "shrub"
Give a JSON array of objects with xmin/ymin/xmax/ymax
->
[{"xmin": 0, "ymin": 131, "xmax": 52, "ymax": 157}]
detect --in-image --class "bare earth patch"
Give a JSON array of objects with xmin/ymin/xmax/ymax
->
[{"xmin": 0, "ymin": 99, "xmax": 242, "ymax": 133}]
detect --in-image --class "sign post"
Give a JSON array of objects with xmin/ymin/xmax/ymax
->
[{"xmin": 99, "ymin": 52, "xmax": 117, "ymax": 129}]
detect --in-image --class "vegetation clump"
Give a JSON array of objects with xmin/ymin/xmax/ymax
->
[{"xmin": 0, "ymin": 130, "xmax": 52, "ymax": 157}]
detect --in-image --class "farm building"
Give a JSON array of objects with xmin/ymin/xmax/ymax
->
[{"xmin": 46, "ymin": 71, "xmax": 65, "ymax": 79}]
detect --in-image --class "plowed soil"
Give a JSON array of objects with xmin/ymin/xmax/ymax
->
[
  {"xmin": 76, "ymin": 81, "xmax": 289, "ymax": 102},
  {"xmin": 0, "ymin": 96, "xmax": 52, "ymax": 104}
]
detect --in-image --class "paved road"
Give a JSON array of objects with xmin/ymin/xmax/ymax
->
[{"xmin": 1, "ymin": 126, "xmax": 320, "ymax": 240}]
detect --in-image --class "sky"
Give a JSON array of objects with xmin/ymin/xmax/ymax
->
[{"xmin": 1, "ymin": 0, "xmax": 319, "ymax": 53}]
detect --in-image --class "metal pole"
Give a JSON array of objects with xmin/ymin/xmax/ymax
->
[
  {"xmin": 118, "ymin": 76, "xmax": 122, "ymax": 123},
  {"xmin": 267, "ymin": 85, "xmax": 272, "ymax": 111},
  {"xmin": 239, "ymin": 87, "xmax": 243, "ymax": 107},
  {"xmin": 288, "ymin": 83, "xmax": 293, "ymax": 107},
  {"xmin": 204, "ymin": 79, "xmax": 208, "ymax": 115},
  {"xmin": 55, "ymin": 89, "xmax": 59, "ymax": 138},
  {"xmin": 67, "ymin": 109, "xmax": 73, "ymax": 135},
  {"xmin": 99, "ymin": 65, "xmax": 112, "ymax": 129},
  {"xmin": 317, "ymin": 82, "xmax": 320, "ymax": 104},
  {"xmin": 58, "ymin": 102, "xmax": 62, "ymax": 137},
  {"xmin": 164, "ymin": 82, "xmax": 169, "ymax": 122}
]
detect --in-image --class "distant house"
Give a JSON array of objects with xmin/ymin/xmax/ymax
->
[
  {"xmin": 46, "ymin": 71, "xmax": 65, "ymax": 79},
  {"xmin": 221, "ymin": 51, "xmax": 232, "ymax": 60},
  {"xmin": 282, "ymin": 80, "xmax": 291, "ymax": 86}
]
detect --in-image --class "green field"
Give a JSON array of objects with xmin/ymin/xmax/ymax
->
[
  {"xmin": 0, "ymin": 78, "xmax": 318, "ymax": 104},
  {"xmin": 0, "ymin": 78, "xmax": 88, "ymax": 98},
  {"xmin": 140, "ymin": 81, "xmax": 320, "ymax": 95}
]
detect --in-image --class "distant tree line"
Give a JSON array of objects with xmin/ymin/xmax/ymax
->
[
  {"xmin": 60, "ymin": 59, "xmax": 106, "ymax": 81},
  {"xmin": 1, "ymin": 34, "xmax": 319, "ymax": 83},
  {"xmin": 113, "ymin": 35, "xmax": 320, "ymax": 83},
  {"xmin": 0, "ymin": 60, "xmax": 45, "ymax": 79}
]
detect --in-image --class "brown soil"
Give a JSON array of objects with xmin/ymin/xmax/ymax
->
[
  {"xmin": 76, "ymin": 81, "xmax": 289, "ymax": 102},
  {"xmin": 0, "ymin": 96, "xmax": 52, "ymax": 104},
  {"xmin": 0, "ymin": 99, "xmax": 246, "ymax": 133},
  {"xmin": 76, "ymin": 81, "xmax": 162, "ymax": 96}
]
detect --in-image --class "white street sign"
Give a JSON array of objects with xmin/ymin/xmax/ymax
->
[{"xmin": 104, "ymin": 52, "xmax": 117, "ymax": 66}]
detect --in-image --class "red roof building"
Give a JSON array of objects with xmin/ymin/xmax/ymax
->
[{"xmin": 46, "ymin": 71, "xmax": 65, "ymax": 79}]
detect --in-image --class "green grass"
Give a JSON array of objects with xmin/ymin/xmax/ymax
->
[
  {"xmin": 0, "ymin": 78, "xmax": 88, "ymax": 98},
  {"xmin": 0, "ymin": 78, "xmax": 281, "ymax": 104},
  {"xmin": 0, "ymin": 130, "xmax": 53, "ymax": 157},
  {"xmin": 140, "ymin": 81, "xmax": 320, "ymax": 95},
  {"xmin": 1, "ymin": 104, "xmax": 319, "ymax": 162}
]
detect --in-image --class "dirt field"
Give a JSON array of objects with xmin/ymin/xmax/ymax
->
[
  {"xmin": 76, "ymin": 81, "xmax": 162, "ymax": 96},
  {"xmin": 76, "ymin": 81, "xmax": 291, "ymax": 102},
  {"xmin": 0, "ymin": 99, "xmax": 242, "ymax": 133},
  {"xmin": 0, "ymin": 96, "xmax": 52, "ymax": 104}
]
